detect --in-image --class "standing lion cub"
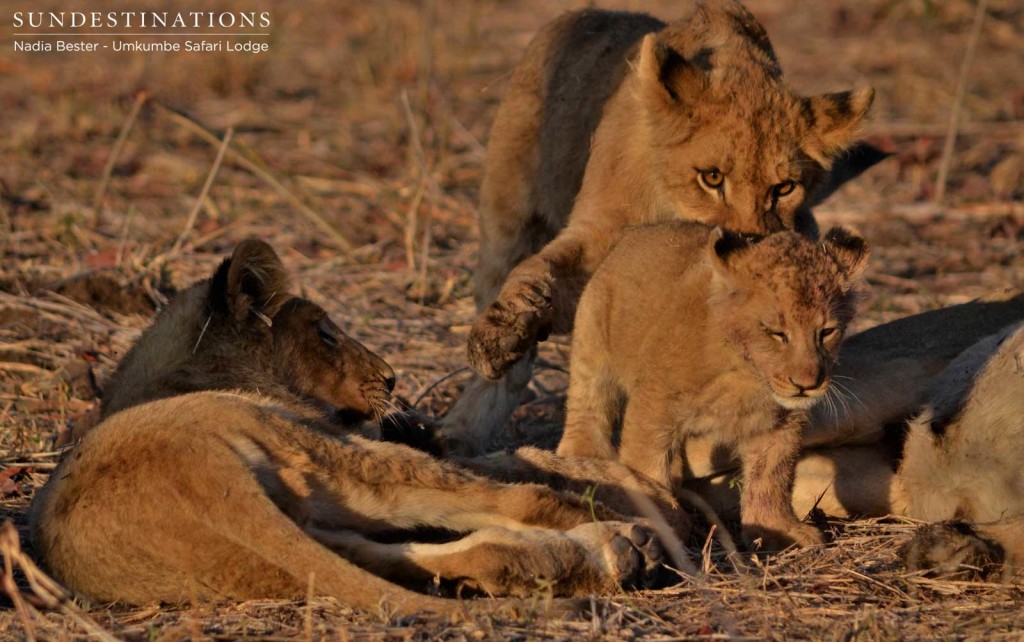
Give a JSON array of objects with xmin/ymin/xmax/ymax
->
[
  {"xmin": 557, "ymin": 222, "xmax": 869, "ymax": 550},
  {"xmin": 444, "ymin": 0, "xmax": 878, "ymax": 455}
]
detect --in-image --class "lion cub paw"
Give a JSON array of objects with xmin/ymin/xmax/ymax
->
[
  {"xmin": 567, "ymin": 521, "xmax": 667, "ymax": 590},
  {"xmin": 742, "ymin": 521, "xmax": 824, "ymax": 552},
  {"xmin": 468, "ymin": 276, "xmax": 553, "ymax": 379},
  {"xmin": 900, "ymin": 522, "xmax": 1004, "ymax": 579}
]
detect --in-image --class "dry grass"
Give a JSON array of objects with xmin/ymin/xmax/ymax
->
[{"xmin": 2, "ymin": 0, "xmax": 1023, "ymax": 638}]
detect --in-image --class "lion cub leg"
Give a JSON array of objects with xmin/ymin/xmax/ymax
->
[
  {"xmin": 736, "ymin": 414, "xmax": 824, "ymax": 550},
  {"xmin": 457, "ymin": 447, "xmax": 692, "ymax": 538},
  {"xmin": 615, "ymin": 388, "xmax": 679, "ymax": 490},
  {"xmin": 468, "ymin": 232, "xmax": 591, "ymax": 381},
  {"xmin": 311, "ymin": 522, "xmax": 665, "ymax": 597},
  {"xmin": 558, "ymin": 339, "xmax": 620, "ymax": 460},
  {"xmin": 313, "ymin": 438, "xmax": 623, "ymax": 533}
]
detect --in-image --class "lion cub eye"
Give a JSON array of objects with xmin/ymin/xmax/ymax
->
[
  {"xmin": 774, "ymin": 181, "xmax": 796, "ymax": 197},
  {"xmin": 698, "ymin": 168, "xmax": 725, "ymax": 191},
  {"xmin": 316, "ymin": 319, "xmax": 340, "ymax": 348},
  {"xmin": 762, "ymin": 324, "xmax": 789, "ymax": 344},
  {"xmin": 819, "ymin": 326, "xmax": 838, "ymax": 342}
]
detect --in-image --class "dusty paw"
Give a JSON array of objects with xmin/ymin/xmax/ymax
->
[
  {"xmin": 901, "ymin": 522, "xmax": 1004, "ymax": 579},
  {"xmin": 742, "ymin": 521, "xmax": 824, "ymax": 551},
  {"xmin": 569, "ymin": 521, "xmax": 667, "ymax": 590},
  {"xmin": 468, "ymin": 278, "xmax": 552, "ymax": 380}
]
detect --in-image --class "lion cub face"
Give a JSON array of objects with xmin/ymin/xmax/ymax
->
[
  {"xmin": 101, "ymin": 240, "xmax": 395, "ymax": 428},
  {"xmin": 636, "ymin": 2, "xmax": 873, "ymax": 234},
  {"xmin": 270, "ymin": 297, "xmax": 396, "ymax": 423},
  {"xmin": 709, "ymin": 228, "xmax": 869, "ymax": 409}
]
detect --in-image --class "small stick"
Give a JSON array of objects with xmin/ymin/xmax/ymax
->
[
  {"xmin": 412, "ymin": 366, "xmax": 470, "ymax": 407},
  {"xmin": 154, "ymin": 102, "xmax": 353, "ymax": 252},
  {"xmin": 170, "ymin": 127, "xmax": 234, "ymax": 257},
  {"xmin": 418, "ymin": 206, "xmax": 431, "ymax": 305},
  {"xmin": 934, "ymin": 0, "xmax": 988, "ymax": 204},
  {"xmin": 0, "ymin": 521, "xmax": 120, "ymax": 642},
  {"xmin": 115, "ymin": 206, "xmax": 135, "ymax": 267},
  {"xmin": 401, "ymin": 90, "xmax": 440, "ymax": 296},
  {"xmin": 93, "ymin": 91, "xmax": 148, "ymax": 214}
]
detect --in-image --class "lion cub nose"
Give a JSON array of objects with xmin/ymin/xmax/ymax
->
[{"xmin": 788, "ymin": 371, "xmax": 826, "ymax": 395}]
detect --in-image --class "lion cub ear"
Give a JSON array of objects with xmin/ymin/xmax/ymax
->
[
  {"xmin": 637, "ymin": 34, "xmax": 709, "ymax": 106},
  {"xmin": 210, "ymin": 239, "xmax": 290, "ymax": 326},
  {"xmin": 708, "ymin": 226, "xmax": 752, "ymax": 281},
  {"xmin": 803, "ymin": 87, "xmax": 875, "ymax": 163},
  {"xmin": 822, "ymin": 226, "xmax": 870, "ymax": 280}
]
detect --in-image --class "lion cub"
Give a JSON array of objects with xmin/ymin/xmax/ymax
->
[
  {"xmin": 447, "ymin": 0, "xmax": 878, "ymax": 455},
  {"xmin": 557, "ymin": 222, "xmax": 868, "ymax": 549}
]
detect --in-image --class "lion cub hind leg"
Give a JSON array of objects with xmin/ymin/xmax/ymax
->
[
  {"xmin": 312, "ymin": 522, "xmax": 665, "ymax": 598},
  {"xmin": 307, "ymin": 436, "xmax": 623, "ymax": 533},
  {"xmin": 615, "ymin": 387, "xmax": 681, "ymax": 491},
  {"xmin": 559, "ymin": 323, "xmax": 621, "ymax": 460},
  {"xmin": 32, "ymin": 408, "xmax": 450, "ymax": 614},
  {"xmin": 456, "ymin": 447, "xmax": 692, "ymax": 539},
  {"xmin": 737, "ymin": 416, "xmax": 825, "ymax": 551}
]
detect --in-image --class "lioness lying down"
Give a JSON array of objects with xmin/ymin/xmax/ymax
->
[
  {"xmin": 30, "ymin": 241, "xmax": 671, "ymax": 613},
  {"xmin": 887, "ymin": 320, "xmax": 1024, "ymax": 580}
]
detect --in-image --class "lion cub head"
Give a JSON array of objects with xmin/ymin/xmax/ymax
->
[
  {"xmin": 635, "ymin": 1, "xmax": 873, "ymax": 234},
  {"xmin": 708, "ymin": 227, "xmax": 869, "ymax": 409},
  {"xmin": 101, "ymin": 240, "xmax": 395, "ymax": 429}
]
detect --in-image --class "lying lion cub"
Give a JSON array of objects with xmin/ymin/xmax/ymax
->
[
  {"xmin": 30, "ymin": 240, "xmax": 666, "ymax": 614},
  {"xmin": 557, "ymin": 222, "xmax": 868, "ymax": 550},
  {"xmin": 445, "ymin": 0, "xmax": 879, "ymax": 455}
]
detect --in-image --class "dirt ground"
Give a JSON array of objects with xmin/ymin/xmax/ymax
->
[{"xmin": 2, "ymin": 0, "xmax": 1023, "ymax": 639}]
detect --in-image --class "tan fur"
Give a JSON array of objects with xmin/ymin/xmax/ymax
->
[
  {"xmin": 443, "ymin": 1, "xmax": 876, "ymax": 455},
  {"xmin": 691, "ymin": 314, "xmax": 1024, "ymax": 580},
  {"xmin": 690, "ymin": 442, "xmax": 900, "ymax": 522},
  {"xmin": 30, "ymin": 241, "xmax": 667, "ymax": 613},
  {"xmin": 896, "ymin": 321, "xmax": 1024, "ymax": 580},
  {"xmin": 556, "ymin": 221, "xmax": 868, "ymax": 549},
  {"xmin": 897, "ymin": 322, "xmax": 1024, "ymax": 522},
  {"xmin": 679, "ymin": 289, "xmax": 1024, "ymax": 520}
]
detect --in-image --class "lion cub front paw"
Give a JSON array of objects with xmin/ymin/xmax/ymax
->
[
  {"xmin": 468, "ymin": 277, "xmax": 553, "ymax": 379},
  {"xmin": 742, "ymin": 521, "xmax": 824, "ymax": 552}
]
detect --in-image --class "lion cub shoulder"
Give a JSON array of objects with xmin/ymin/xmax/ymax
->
[{"xmin": 558, "ymin": 221, "xmax": 868, "ymax": 549}]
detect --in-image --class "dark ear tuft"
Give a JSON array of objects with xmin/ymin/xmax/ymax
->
[
  {"xmin": 210, "ymin": 240, "xmax": 290, "ymax": 325},
  {"xmin": 708, "ymin": 226, "xmax": 753, "ymax": 279},
  {"xmin": 803, "ymin": 87, "xmax": 875, "ymax": 163},
  {"xmin": 823, "ymin": 226, "xmax": 870, "ymax": 279},
  {"xmin": 805, "ymin": 141, "xmax": 891, "ymax": 209},
  {"xmin": 712, "ymin": 227, "xmax": 752, "ymax": 262},
  {"xmin": 637, "ymin": 34, "xmax": 709, "ymax": 104}
]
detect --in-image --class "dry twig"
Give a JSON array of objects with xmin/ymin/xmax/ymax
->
[
  {"xmin": 934, "ymin": 0, "xmax": 989, "ymax": 204},
  {"xmin": 92, "ymin": 91, "xmax": 148, "ymax": 215}
]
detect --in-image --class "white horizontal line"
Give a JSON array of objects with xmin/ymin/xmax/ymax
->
[{"xmin": 13, "ymin": 33, "xmax": 270, "ymax": 36}]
